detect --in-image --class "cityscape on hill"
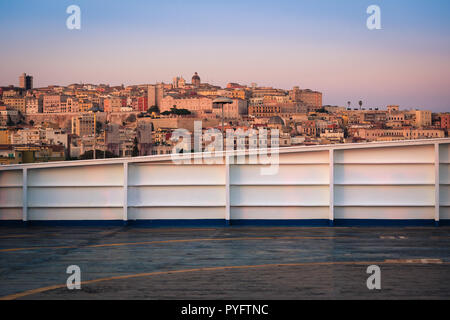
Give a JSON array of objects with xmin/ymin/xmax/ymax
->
[{"xmin": 0, "ymin": 71, "xmax": 448, "ymax": 164}]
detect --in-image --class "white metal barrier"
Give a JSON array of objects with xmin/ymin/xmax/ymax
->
[{"xmin": 1, "ymin": 139, "xmax": 450, "ymax": 225}]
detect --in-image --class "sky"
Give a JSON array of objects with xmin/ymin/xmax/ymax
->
[{"xmin": 1, "ymin": 0, "xmax": 450, "ymax": 111}]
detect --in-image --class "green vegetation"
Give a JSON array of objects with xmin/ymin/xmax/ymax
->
[
  {"xmin": 161, "ymin": 106, "xmax": 192, "ymax": 116},
  {"xmin": 148, "ymin": 105, "xmax": 159, "ymax": 114}
]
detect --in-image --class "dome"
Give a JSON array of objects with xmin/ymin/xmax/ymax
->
[
  {"xmin": 268, "ymin": 116, "xmax": 284, "ymax": 125},
  {"xmin": 192, "ymin": 72, "xmax": 200, "ymax": 81}
]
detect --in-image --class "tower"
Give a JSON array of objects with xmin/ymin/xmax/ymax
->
[
  {"xmin": 19, "ymin": 73, "xmax": 33, "ymax": 90},
  {"xmin": 148, "ymin": 84, "xmax": 164, "ymax": 108}
]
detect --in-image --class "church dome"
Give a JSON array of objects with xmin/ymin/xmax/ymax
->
[{"xmin": 192, "ymin": 72, "xmax": 200, "ymax": 81}]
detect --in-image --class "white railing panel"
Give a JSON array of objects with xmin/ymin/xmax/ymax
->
[
  {"xmin": 335, "ymin": 185, "xmax": 434, "ymax": 206},
  {"xmin": 231, "ymin": 206, "xmax": 329, "ymax": 220},
  {"xmin": 28, "ymin": 164, "xmax": 123, "ymax": 186},
  {"xmin": 128, "ymin": 163, "xmax": 225, "ymax": 186},
  {"xmin": 128, "ymin": 207, "xmax": 225, "ymax": 220},
  {"xmin": 278, "ymin": 151, "xmax": 329, "ymax": 164},
  {"xmin": 28, "ymin": 186, "xmax": 123, "ymax": 207},
  {"xmin": 230, "ymin": 185, "xmax": 329, "ymax": 207},
  {"xmin": 335, "ymin": 164, "xmax": 435, "ymax": 185},
  {"xmin": 0, "ymin": 170, "xmax": 22, "ymax": 186},
  {"xmin": 335, "ymin": 206, "xmax": 434, "ymax": 220},
  {"xmin": 439, "ymin": 185, "xmax": 450, "ymax": 206},
  {"xmin": 0, "ymin": 209, "xmax": 22, "ymax": 220},
  {"xmin": 439, "ymin": 144, "xmax": 450, "ymax": 163},
  {"xmin": 335, "ymin": 145, "xmax": 434, "ymax": 164},
  {"xmin": 439, "ymin": 207, "xmax": 450, "ymax": 220},
  {"xmin": 28, "ymin": 208, "xmax": 123, "ymax": 220},
  {"xmin": 439, "ymin": 164, "xmax": 450, "ymax": 184},
  {"xmin": 128, "ymin": 185, "xmax": 225, "ymax": 207},
  {"xmin": 1, "ymin": 140, "xmax": 449, "ymax": 223},
  {"xmin": 0, "ymin": 187, "xmax": 22, "ymax": 207},
  {"xmin": 230, "ymin": 164, "xmax": 329, "ymax": 185}
]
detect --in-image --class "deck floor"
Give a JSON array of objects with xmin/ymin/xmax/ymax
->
[{"xmin": 0, "ymin": 226, "xmax": 449, "ymax": 299}]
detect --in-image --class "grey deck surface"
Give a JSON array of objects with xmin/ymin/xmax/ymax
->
[{"xmin": 0, "ymin": 226, "xmax": 449, "ymax": 299}]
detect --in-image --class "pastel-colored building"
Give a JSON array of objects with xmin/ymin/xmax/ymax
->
[
  {"xmin": 3, "ymin": 96, "xmax": 26, "ymax": 113},
  {"xmin": 71, "ymin": 113, "xmax": 96, "ymax": 137},
  {"xmin": 415, "ymin": 110, "xmax": 432, "ymax": 127},
  {"xmin": 43, "ymin": 95, "xmax": 68, "ymax": 113}
]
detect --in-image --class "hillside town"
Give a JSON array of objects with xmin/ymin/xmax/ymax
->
[{"xmin": 0, "ymin": 72, "xmax": 448, "ymax": 164}]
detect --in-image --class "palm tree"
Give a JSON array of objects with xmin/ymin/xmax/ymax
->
[{"xmin": 359, "ymin": 100, "xmax": 363, "ymax": 110}]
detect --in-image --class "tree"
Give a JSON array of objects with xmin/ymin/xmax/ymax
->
[
  {"xmin": 126, "ymin": 114, "xmax": 137, "ymax": 123},
  {"xmin": 170, "ymin": 107, "xmax": 191, "ymax": 115},
  {"xmin": 359, "ymin": 100, "xmax": 363, "ymax": 110},
  {"xmin": 6, "ymin": 115, "xmax": 14, "ymax": 126},
  {"xmin": 29, "ymin": 120, "xmax": 35, "ymax": 126},
  {"xmin": 95, "ymin": 121, "xmax": 103, "ymax": 135},
  {"xmin": 161, "ymin": 107, "xmax": 191, "ymax": 116},
  {"xmin": 132, "ymin": 137, "xmax": 139, "ymax": 157},
  {"xmin": 317, "ymin": 108, "xmax": 329, "ymax": 114},
  {"xmin": 148, "ymin": 105, "xmax": 159, "ymax": 114}
]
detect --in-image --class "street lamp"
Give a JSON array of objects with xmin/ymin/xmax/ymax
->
[{"xmin": 212, "ymin": 97, "xmax": 233, "ymax": 136}]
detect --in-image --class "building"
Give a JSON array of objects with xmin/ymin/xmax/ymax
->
[
  {"xmin": 161, "ymin": 95, "xmax": 213, "ymax": 116},
  {"xmin": 440, "ymin": 114, "xmax": 450, "ymax": 130},
  {"xmin": 172, "ymin": 76, "xmax": 186, "ymax": 89},
  {"xmin": 14, "ymin": 145, "xmax": 65, "ymax": 163},
  {"xmin": 10, "ymin": 128, "xmax": 45, "ymax": 145},
  {"xmin": 43, "ymin": 95, "xmax": 68, "ymax": 113},
  {"xmin": 77, "ymin": 99, "xmax": 94, "ymax": 113},
  {"xmin": 0, "ymin": 127, "xmax": 11, "ymax": 144},
  {"xmin": 65, "ymin": 97, "xmax": 79, "ymax": 113},
  {"xmin": 298, "ymin": 89, "xmax": 322, "ymax": 111},
  {"xmin": 0, "ymin": 145, "xmax": 20, "ymax": 165},
  {"xmin": 415, "ymin": 110, "xmax": 432, "ymax": 127},
  {"xmin": 19, "ymin": 73, "xmax": 33, "ymax": 90},
  {"xmin": 251, "ymin": 87, "xmax": 286, "ymax": 98},
  {"xmin": 355, "ymin": 128, "xmax": 444, "ymax": 141},
  {"xmin": 289, "ymin": 86, "xmax": 301, "ymax": 101},
  {"xmin": 45, "ymin": 128, "xmax": 69, "ymax": 149},
  {"xmin": 148, "ymin": 84, "xmax": 164, "ymax": 109},
  {"xmin": 71, "ymin": 113, "xmax": 96, "ymax": 137},
  {"xmin": 137, "ymin": 96, "xmax": 148, "ymax": 112},
  {"xmin": 0, "ymin": 106, "xmax": 19, "ymax": 126},
  {"xmin": 136, "ymin": 121, "xmax": 152, "ymax": 156},
  {"xmin": 212, "ymin": 99, "xmax": 248, "ymax": 119},
  {"xmin": 105, "ymin": 123, "xmax": 120, "ymax": 156},
  {"xmin": 3, "ymin": 96, "xmax": 26, "ymax": 113},
  {"xmin": 104, "ymin": 96, "xmax": 126, "ymax": 113},
  {"xmin": 25, "ymin": 96, "xmax": 43, "ymax": 114},
  {"xmin": 387, "ymin": 105, "xmax": 400, "ymax": 113},
  {"xmin": 249, "ymin": 105, "xmax": 281, "ymax": 118}
]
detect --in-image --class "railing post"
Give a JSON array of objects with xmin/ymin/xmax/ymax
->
[
  {"xmin": 435, "ymin": 143, "xmax": 440, "ymax": 226},
  {"xmin": 225, "ymin": 156, "xmax": 231, "ymax": 225},
  {"xmin": 22, "ymin": 168, "xmax": 28, "ymax": 224},
  {"xmin": 329, "ymin": 148, "xmax": 334, "ymax": 226},
  {"xmin": 123, "ymin": 161, "xmax": 128, "ymax": 225}
]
